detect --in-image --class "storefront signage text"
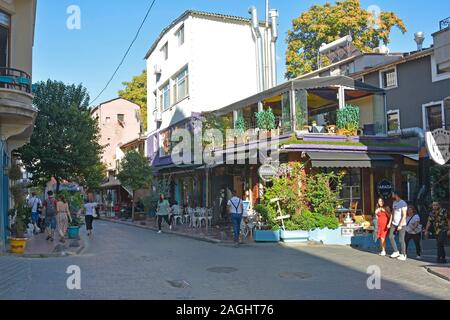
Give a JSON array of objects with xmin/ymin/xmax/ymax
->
[{"xmin": 377, "ymin": 180, "xmax": 393, "ymax": 199}]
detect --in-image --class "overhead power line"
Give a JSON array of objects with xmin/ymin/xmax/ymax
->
[{"xmin": 90, "ymin": 0, "xmax": 157, "ymax": 106}]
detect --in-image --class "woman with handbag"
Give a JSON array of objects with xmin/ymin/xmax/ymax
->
[
  {"xmin": 375, "ymin": 198, "xmax": 391, "ymax": 256},
  {"xmin": 405, "ymin": 205, "xmax": 422, "ymax": 259}
]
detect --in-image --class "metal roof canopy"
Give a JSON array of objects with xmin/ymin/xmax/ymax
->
[
  {"xmin": 212, "ymin": 76, "xmax": 385, "ymax": 116},
  {"xmin": 308, "ymin": 152, "xmax": 394, "ymax": 168}
]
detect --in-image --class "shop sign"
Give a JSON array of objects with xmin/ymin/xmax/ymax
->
[
  {"xmin": 259, "ymin": 164, "xmax": 278, "ymax": 182},
  {"xmin": 426, "ymin": 129, "xmax": 450, "ymax": 165},
  {"xmin": 377, "ymin": 180, "xmax": 393, "ymax": 199}
]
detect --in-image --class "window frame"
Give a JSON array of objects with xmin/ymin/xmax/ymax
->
[
  {"xmin": 117, "ymin": 114, "xmax": 125, "ymax": 123},
  {"xmin": 431, "ymin": 54, "xmax": 450, "ymax": 82},
  {"xmin": 422, "ymin": 100, "xmax": 445, "ymax": 131},
  {"xmin": 176, "ymin": 24, "xmax": 185, "ymax": 47},
  {"xmin": 386, "ymin": 109, "xmax": 401, "ymax": 133},
  {"xmin": 0, "ymin": 9, "xmax": 11, "ymax": 69},
  {"xmin": 161, "ymin": 42, "xmax": 169, "ymax": 61},
  {"xmin": 379, "ymin": 66, "xmax": 398, "ymax": 90},
  {"xmin": 160, "ymin": 82, "xmax": 171, "ymax": 112},
  {"xmin": 173, "ymin": 67, "xmax": 189, "ymax": 103}
]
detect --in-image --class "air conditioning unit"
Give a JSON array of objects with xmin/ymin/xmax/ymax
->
[
  {"xmin": 155, "ymin": 110, "xmax": 162, "ymax": 122},
  {"xmin": 154, "ymin": 64, "xmax": 162, "ymax": 75}
]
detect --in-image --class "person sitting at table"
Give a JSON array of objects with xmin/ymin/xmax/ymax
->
[{"xmin": 375, "ymin": 197, "xmax": 391, "ymax": 257}]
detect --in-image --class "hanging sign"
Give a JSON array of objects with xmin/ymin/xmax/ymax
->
[
  {"xmin": 426, "ymin": 129, "xmax": 450, "ymax": 165},
  {"xmin": 259, "ymin": 164, "xmax": 278, "ymax": 182},
  {"xmin": 377, "ymin": 179, "xmax": 393, "ymax": 199}
]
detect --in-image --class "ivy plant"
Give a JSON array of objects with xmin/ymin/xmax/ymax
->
[
  {"xmin": 235, "ymin": 114, "xmax": 247, "ymax": 134},
  {"xmin": 255, "ymin": 108, "xmax": 276, "ymax": 131},
  {"xmin": 337, "ymin": 104, "xmax": 360, "ymax": 135}
]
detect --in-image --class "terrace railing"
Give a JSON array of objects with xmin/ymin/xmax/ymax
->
[
  {"xmin": 0, "ymin": 67, "xmax": 32, "ymax": 94},
  {"xmin": 440, "ymin": 17, "xmax": 450, "ymax": 31}
]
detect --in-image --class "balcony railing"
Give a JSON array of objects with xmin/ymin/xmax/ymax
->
[
  {"xmin": 0, "ymin": 67, "xmax": 32, "ymax": 94},
  {"xmin": 440, "ymin": 17, "xmax": 450, "ymax": 30}
]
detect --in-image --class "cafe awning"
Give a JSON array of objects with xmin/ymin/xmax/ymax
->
[{"xmin": 308, "ymin": 152, "xmax": 394, "ymax": 168}]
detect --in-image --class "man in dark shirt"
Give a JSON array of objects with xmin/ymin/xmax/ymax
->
[{"xmin": 425, "ymin": 202, "xmax": 450, "ymax": 264}]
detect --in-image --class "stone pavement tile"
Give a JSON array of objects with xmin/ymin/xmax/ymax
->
[
  {"xmin": 6, "ymin": 232, "xmax": 85, "ymax": 257},
  {"xmin": 426, "ymin": 266, "xmax": 450, "ymax": 282}
]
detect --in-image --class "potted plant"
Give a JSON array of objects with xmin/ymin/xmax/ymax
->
[
  {"xmin": 255, "ymin": 108, "xmax": 276, "ymax": 138},
  {"xmin": 68, "ymin": 216, "xmax": 84, "ymax": 239},
  {"xmin": 8, "ymin": 204, "xmax": 31, "ymax": 254},
  {"xmin": 235, "ymin": 114, "xmax": 248, "ymax": 143},
  {"xmin": 253, "ymin": 204, "xmax": 281, "ymax": 242},
  {"xmin": 337, "ymin": 105, "xmax": 360, "ymax": 137}
]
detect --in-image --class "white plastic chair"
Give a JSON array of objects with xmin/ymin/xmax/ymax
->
[
  {"xmin": 172, "ymin": 206, "xmax": 183, "ymax": 226},
  {"xmin": 207, "ymin": 208, "xmax": 213, "ymax": 227},
  {"xmin": 183, "ymin": 207, "xmax": 190, "ymax": 225},
  {"xmin": 197, "ymin": 208, "xmax": 207, "ymax": 228},
  {"xmin": 189, "ymin": 207, "xmax": 198, "ymax": 228}
]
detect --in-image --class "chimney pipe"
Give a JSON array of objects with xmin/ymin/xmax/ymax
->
[
  {"xmin": 269, "ymin": 9, "xmax": 278, "ymax": 87},
  {"xmin": 249, "ymin": 6, "xmax": 265, "ymax": 92},
  {"xmin": 414, "ymin": 32, "xmax": 425, "ymax": 51}
]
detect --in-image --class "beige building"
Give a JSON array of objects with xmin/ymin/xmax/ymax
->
[
  {"xmin": 91, "ymin": 98, "xmax": 143, "ymax": 176},
  {"xmin": 0, "ymin": 0, "xmax": 37, "ymax": 252}
]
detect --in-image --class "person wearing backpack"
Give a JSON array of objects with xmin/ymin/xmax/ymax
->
[
  {"xmin": 227, "ymin": 190, "xmax": 244, "ymax": 248},
  {"xmin": 27, "ymin": 192, "xmax": 42, "ymax": 235},
  {"xmin": 42, "ymin": 191, "xmax": 58, "ymax": 242},
  {"xmin": 405, "ymin": 204, "xmax": 422, "ymax": 259}
]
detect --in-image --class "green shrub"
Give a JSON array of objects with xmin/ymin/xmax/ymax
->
[
  {"xmin": 337, "ymin": 105, "xmax": 360, "ymax": 132},
  {"xmin": 235, "ymin": 115, "xmax": 247, "ymax": 134},
  {"xmin": 255, "ymin": 108, "xmax": 276, "ymax": 131}
]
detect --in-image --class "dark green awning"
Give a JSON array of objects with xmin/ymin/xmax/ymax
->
[{"xmin": 308, "ymin": 152, "xmax": 394, "ymax": 168}]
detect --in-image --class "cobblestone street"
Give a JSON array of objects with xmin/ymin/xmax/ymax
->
[{"xmin": 1, "ymin": 220, "xmax": 449, "ymax": 300}]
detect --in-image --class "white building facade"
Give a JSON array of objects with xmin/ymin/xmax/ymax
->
[{"xmin": 145, "ymin": 10, "xmax": 277, "ymax": 162}]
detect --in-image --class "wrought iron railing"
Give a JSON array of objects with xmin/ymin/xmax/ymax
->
[
  {"xmin": 0, "ymin": 67, "xmax": 32, "ymax": 94},
  {"xmin": 440, "ymin": 17, "xmax": 450, "ymax": 30}
]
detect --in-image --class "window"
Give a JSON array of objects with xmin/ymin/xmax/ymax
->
[
  {"xmin": 174, "ymin": 67, "xmax": 189, "ymax": 103},
  {"xmin": 431, "ymin": 55, "xmax": 450, "ymax": 82},
  {"xmin": 423, "ymin": 102, "xmax": 444, "ymax": 131},
  {"xmin": 161, "ymin": 42, "xmax": 168, "ymax": 60},
  {"xmin": 176, "ymin": 25, "xmax": 184, "ymax": 46},
  {"xmin": 339, "ymin": 168, "xmax": 362, "ymax": 212},
  {"xmin": 387, "ymin": 110, "xmax": 400, "ymax": 132},
  {"xmin": 0, "ymin": 11, "xmax": 10, "ymax": 68},
  {"xmin": 105, "ymin": 117, "xmax": 111, "ymax": 124},
  {"xmin": 380, "ymin": 67, "xmax": 397, "ymax": 89},
  {"xmin": 117, "ymin": 114, "xmax": 125, "ymax": 122},
  {"xmin": 160, "ymin": 82, "xmax": 170, "ymax": 111},
  {"xmin": 160, "ymin": 129, "xmax": 172, "ymax": 157}
]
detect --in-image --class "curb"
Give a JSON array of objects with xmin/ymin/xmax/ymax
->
[
  {"xmin": 425, "ymin": 266, "xmax": 450, "ymax": 282},
  {"xmin": 103, "ymin": 218, "xmax": 222, "ymax": 244},
  {"xmin": 7, "ymin": 239, "xmax": 86, "ymax": 259}
]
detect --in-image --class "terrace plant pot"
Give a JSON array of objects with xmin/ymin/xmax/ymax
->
[
  {"xmin": 67, "ymin": 226, "xmax": 80, "ymax": 239},
  {"xmin": 9, "ymin": 238, "xmax": 27, "ymax": 254},
  {"xmin": 280, "ymin": 230, "xmax": 310, "ymax": 243},
  {"xmin": 254, "ymin": 229, "xmax": 280, "ymax": 242}
]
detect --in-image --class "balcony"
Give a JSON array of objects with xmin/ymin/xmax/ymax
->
[
  {"xmin": 0, "ymin": 67, "xmax": 37, "ymax": 149},
  {"xmin": 433, "ymin": 22, "xmax": 450, "ymax": 73}
]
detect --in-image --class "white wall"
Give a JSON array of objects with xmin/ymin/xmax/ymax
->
[{"xmin": 146, "ymin": 13, "xmax": 267, "ymax": 138}]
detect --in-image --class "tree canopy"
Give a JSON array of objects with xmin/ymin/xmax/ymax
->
[
  {"xmin": 117, "ymin": 150, "xmax": 152, "ymax": 192},
  {"xmin": 286, "ymin": 0, "xmax": 407, "ymax": 78},
  {"xmin": 119, "ymin": 69, "xmax": 147, "ymax": 130},
  {"xmin": 17, "ymin": 80, "xmax": 104, "ymax": 191}
]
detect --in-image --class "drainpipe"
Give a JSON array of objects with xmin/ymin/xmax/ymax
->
[
  {"xmin": 249, "ymin": 6, "xmax": 265, "ymax": 92},
  {"xmin": 387, "ymin": 128, "xmax": 430, "ymax": 199},
  {"xmin": 0, "ymin": 140, "xmax": 5, "ymax": 254},
  {"xmin": 269, "ymin": 9, "xmax": 279, "ymax": 87}
]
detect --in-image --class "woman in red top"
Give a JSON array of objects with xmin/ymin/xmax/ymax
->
[{"xmin": 375, "ymin": 198, "xmax": 391, "ymax": 256}]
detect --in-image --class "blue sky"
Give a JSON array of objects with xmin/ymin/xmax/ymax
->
[{"xmin": 33, "ymin": 0, "xmax": 450, "ymax": 105}]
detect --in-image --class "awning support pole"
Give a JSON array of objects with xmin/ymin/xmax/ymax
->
[{"xmin": 338, "ymin": 86, "xmax": 346, "ymax": 109}]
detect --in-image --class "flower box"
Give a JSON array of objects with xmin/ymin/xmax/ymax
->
[
  {"xmin": 309, "ymin": 227, "xmax": 352, "ymax": 245},
  {"xmin": 254, "ymin": 230, "xmax": 280, "ymax": 242},
  {"xmin": 280, "ymin": 230, "xmax": 310, "ymax": 243}
]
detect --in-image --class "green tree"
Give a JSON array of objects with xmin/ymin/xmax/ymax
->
[
  {"xmin": 17, "ymin": 80, "xmax": 104, "ymax": 192},
  {"xmin": 117, "ymin": 150, "xmax": 153, "ymax": 220},
  {"xmin": 119, "ymin": 69, "xmax": 147, "ymax": 130},
  {"xmin": 286, "ymin": 0, "xmax": 407, "ymax": 78}
]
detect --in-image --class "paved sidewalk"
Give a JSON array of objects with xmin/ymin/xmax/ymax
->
[
  {"xmin": 6, "ymin": 232, "xmax": 85, "ymax": 258},
  {"xmin": 426, "ymin": 266, "xmax": 450, "ymax": 282}
]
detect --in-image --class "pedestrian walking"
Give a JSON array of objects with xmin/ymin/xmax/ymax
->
[
  {"xmin": 42, "ymin": 191, "xmax": 58, "ymax": 242},
  {"xmin": 405, "ymin": 205, "xmax": 422, "ymax": 259},
  {"xmin": 83, "ymin": 198, "xmax": 98, "ymax": 237},
  {"xmin": 227, "ymin": 190, "xmax": 244, "ymax": 248},
  {"xmin": 387, "ymin": 191, "xmax": 408, "ymax": 261},
  {"xmin": 375, "ymin": 198, "xmax": 391, "ymax": 256},
  {"xmin": 56, "ymin": 195, "xmax": 72, "ymax": 243},
  {"xmin": 424, "ymin": 201, "xmax": 450, "ymax": 264},
  {"xmin": 27, "ymin": 192, "xmax": 42, "ymax": 234},
  {"xmin": 156, "ymin": 194, "xmax": 172, "ymax": 233}
]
